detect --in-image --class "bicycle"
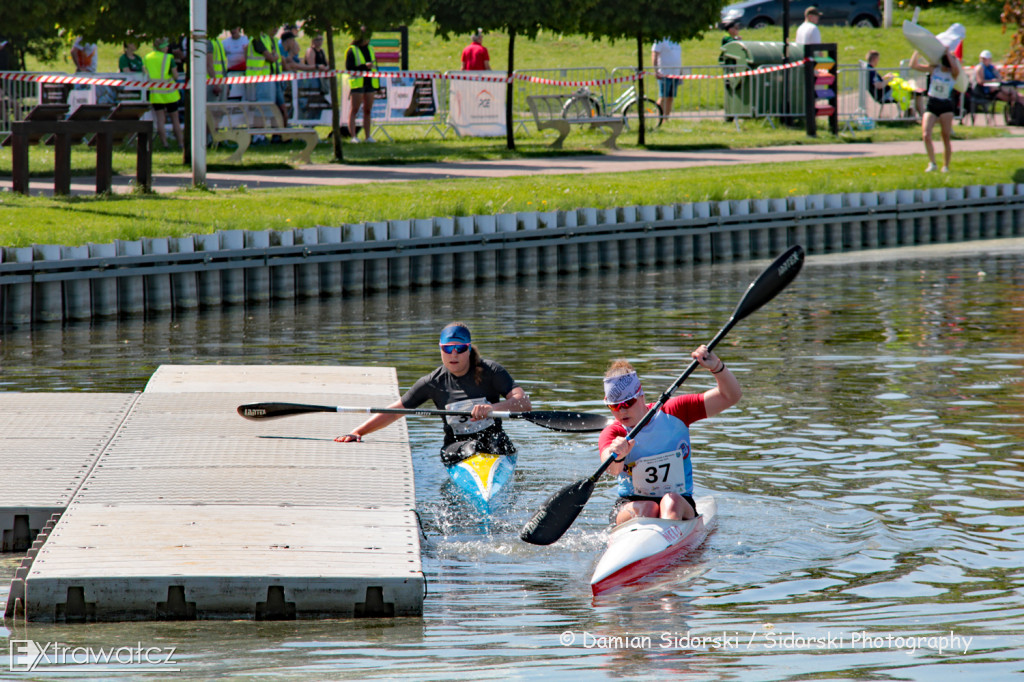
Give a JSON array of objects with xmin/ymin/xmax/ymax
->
[{"xmin": 560, "ymin": 85, "xmax": 663, "ymax": 130}]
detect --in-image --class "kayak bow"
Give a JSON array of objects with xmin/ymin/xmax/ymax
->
[
  {"xmin": 590, "ymin": 496, "xmax": 717, "ymax": 595},
  {"xmin": 446, "ymin": 452, "xmax": 517, "ymax": 515}
]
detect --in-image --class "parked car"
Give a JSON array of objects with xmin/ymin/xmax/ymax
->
[{"xmin": 720, "ymin": 0, "xmax": 882, "ymax": 30}]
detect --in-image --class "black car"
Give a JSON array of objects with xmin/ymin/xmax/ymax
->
[{"xmin": 720, "ymin": 0, "xmax": 882, "ymax": 30}]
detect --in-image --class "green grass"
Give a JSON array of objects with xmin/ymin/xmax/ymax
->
[{"xmin": 2, "ymin": 149, "xmax": 1022, "ymax": 248}]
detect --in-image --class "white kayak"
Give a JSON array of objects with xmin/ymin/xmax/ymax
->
[{"xmin": 590, "ymin": 496, "xmax": 717, "ymax": 595}]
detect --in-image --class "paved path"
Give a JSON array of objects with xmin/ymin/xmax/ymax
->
[{"xmin": 8, "ymin": 132, "xmax": 1022, "ymax": 197}]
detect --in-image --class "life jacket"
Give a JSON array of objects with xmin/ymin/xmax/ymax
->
[
  {"xmin": 143, "ymin": 50, "xmax": 180, "ymax": 104},
  {"xmin": 346, "ymin": 43, "xmax": 378, "ymax": 89},
  {"xmin": 245, "ymin": 34, "xmax": 277, "ymax": 76},
  {"xmin": 210, "ymin": 37, "xmax": 228, "ymax": 78}
]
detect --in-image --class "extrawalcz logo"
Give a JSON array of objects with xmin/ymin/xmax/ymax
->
[{"xmin": 9, "ymin": 639, "xmax": 180, "ymax": 673}]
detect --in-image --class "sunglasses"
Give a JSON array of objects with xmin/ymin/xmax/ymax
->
[
  {"xmin": 440, "ymin": 343, "xmax": 471, "ymax": 355},
  {"xmin": 607, "ymin": 397, "xmax": 638, "ymax": 412}
]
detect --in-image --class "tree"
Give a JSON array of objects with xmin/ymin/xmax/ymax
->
[
  {"xmin": 3, "ymin": 1, "xmax": 66, "ymax": 70},
  {"xmin": 1005, "ymin": 0, "xmax": 1024, "ymax": 68},
  {"xmin": 577, "ymin": 0, "xmax": 721, "ymax": 145},
  {"xmin": 429, "ymin": 0, "xmax": 578, "ymax": 150}
]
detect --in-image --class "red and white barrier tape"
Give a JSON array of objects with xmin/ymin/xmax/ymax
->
[
  {"xmin": 0, "ymin": 60, "xmax": 811, "ymax": 91},
  {"xmin": 661, "ymin": 59, "xmax": 809, "ymax": 80}
]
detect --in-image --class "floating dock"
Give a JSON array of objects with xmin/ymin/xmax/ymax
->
[{"xmin": 3, "ymin": 365, "xmax": 423, "ymax": 621}]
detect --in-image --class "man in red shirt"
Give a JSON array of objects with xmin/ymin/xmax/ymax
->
[{"xmin": 461, "ymin": 30, "xmax": 490, "ymax": 71}]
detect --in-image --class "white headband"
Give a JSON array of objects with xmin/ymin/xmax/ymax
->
[{"xmin": 604, "ymin": 371, "xmax": 643, "ymax": 404}]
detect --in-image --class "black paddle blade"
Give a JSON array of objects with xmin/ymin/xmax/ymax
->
[
  {"xmin": 237, "ymin": 402, "xmax": 334, "ymax": 420},
  {"xmin": 519, "ymin": 478, "xmax": 597, "ymax": 545},
  {"xmin": 732, "ymin": 245, "xmax": 805, "ymax": 323},
  {"xmin": 520, "ymin": 411, "xmax": 611, "ymax": 433}
]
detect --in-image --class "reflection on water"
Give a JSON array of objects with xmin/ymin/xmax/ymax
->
[{"xmin": 2, "ymin": 247, "xmax": 1023, "ymax": 679}]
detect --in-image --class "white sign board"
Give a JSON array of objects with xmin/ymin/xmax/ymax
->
[{"xmin": 447, "ymin": 73, "xmax": 506, "ymax": 137}]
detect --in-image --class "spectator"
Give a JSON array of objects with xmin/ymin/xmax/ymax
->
[
  {"xmin": 170, "ymin": 35, "xmax": 189, "ymax": 79},
  {"xmin": 910, "ymin": 48, "xmax": 960, "ymax": 173},
  {"xmin": 221, "ymin": 28, "xmax": 248, "ymax": 100},
  {"xmin": 279, "ymin": 24, "xmax": 299, "ymax": 57},
  {"xmin": 222, "ymin": 28, "xmax": 249, "ymax": 73},
  {"xmin": 208, "ymin": 35, "xmax": 228, "ymax": 102},
  {"xmin": 651, "ymin": 37, "xmax": 682, "ymax": 121},
  {"xmin": 721, "ymin": 21, "xmax": 741, "ymax": 48},
  {"xmin": 345, "ymin": 25, "xmax": 379, "ymax": 143},
  {"xmin": 865, "ymin": 50, "xmax": 895, "ymax": 105},
  {"xmin": 70, "ymin": 37, "xmax": 98, "ymax": 73},
  {"xmin": 795, "ymin": 7, "xmax": 822, "ymax": 46},
  {"xmin": 144, "ymin": 37, "xmax": 184, "ymax": 149},
  {"xmin": 119, "ymin": 42, "xmax": 143, "ymax": 73},
  {"xmin": 304, "ymin": 33, "xmax": 331, "ymax": 99},
  {"xmin": 461, "ymin": 30, "xmax": 490, "ymax": 71},
  {"xmin": 974, "ymin": 49, "xmax": 1024, "ymax": 108},
  {"xmin": 280, "ymin": 31, "xmax": 325, "ymax": 119},
  {"xmin": 0, "ymin": 36, "xmax": 13, "ymax": 71},
  {"xmin": 245, "ymin": 29, "xmax": 284, "ymax": 122}
]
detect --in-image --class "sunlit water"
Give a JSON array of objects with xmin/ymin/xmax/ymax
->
[{"xmin": 2, "ymin": 245, "xmax": 1023, "ymax": 680}]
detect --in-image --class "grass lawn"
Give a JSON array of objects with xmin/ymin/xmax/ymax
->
[{"xmin": 2, "ymin": 148, "xmax": 1022, "ymax": 248}]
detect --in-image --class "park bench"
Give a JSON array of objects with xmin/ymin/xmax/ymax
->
[
  {"xmin": 526, "ymin": 94, "xmax": 624, "ymax": 150},
  {"xmin": 206, "ymin": 101, "xmax": 320, "ymax": 164}
]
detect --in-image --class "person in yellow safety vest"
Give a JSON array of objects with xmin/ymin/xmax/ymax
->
[
  {"xmin": 345, "ymin": 25, "xmax": 379, "ymax": 143},
  {"xmin": 245, "ymin": 31, "xmax": 285, "ymax": 122},
  {"xmin": 208, "ymin": 35, "xmax": 228, "ymax": 102},
  {"xmin": 144, "ymin": 37, "xmax": 185, "ymax": 149}
]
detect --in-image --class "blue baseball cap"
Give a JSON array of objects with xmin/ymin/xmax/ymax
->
[{"xmin": 439, "ymin": 324, "xmax": 471, "ymax": 345}]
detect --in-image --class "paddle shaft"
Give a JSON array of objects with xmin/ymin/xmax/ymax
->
[{"xmin": 237, "ymin": 401, "xmax": 609, "ymax": 432}]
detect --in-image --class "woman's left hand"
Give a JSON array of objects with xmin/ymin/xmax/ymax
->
[
  {"xmin": 691, "ymin": 344, "xmax": 723, "ymax": 372},
  {"xmin": 470, "ymin": 403, "xmax": 493, "ymax": 421}
]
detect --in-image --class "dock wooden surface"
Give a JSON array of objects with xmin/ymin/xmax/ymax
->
[{"xmin": 4, "ymin": 365, "xmax": 423, "ymax": 621}]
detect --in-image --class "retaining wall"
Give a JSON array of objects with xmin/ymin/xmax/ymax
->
[{"xmin": 2, "ymin": 184, "xmax": 1021, "ymax": 326}]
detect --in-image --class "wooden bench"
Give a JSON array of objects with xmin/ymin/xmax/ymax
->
[
  {"xmin": 526, "ymin": 94, "xmax": 624, "ymax": 150},
  {"xmin": 206, "ymin": 101, "xmax": 320, "ymax": 164}
]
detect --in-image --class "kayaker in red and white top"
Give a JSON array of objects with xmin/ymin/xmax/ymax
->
[{"xmin": 598, "ymin": 345, "xmax": 741, "ymax": 525}]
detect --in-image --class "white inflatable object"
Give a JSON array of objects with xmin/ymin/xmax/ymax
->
[{"xmin": 902, "ymin": 20, "xmax": 968, "ymax": 92}]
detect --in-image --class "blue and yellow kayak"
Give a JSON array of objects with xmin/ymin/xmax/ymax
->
[{"xmin": 446, "ymin": 451, "xmax": 517, "ymax": 515}]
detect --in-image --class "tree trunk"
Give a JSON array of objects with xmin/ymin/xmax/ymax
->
[
  {"xmin": 506, "ymin": 29, "xmax": 516, "ymax": 151},
  {"xmin": 326, "ymin": 25, "xmax": 344, "ymax": 161},
  {"xmin": 636, "ymin": 32, "xmax": 645, "ymax": 146}
]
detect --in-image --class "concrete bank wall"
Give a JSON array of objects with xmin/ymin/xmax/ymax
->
[{"xmin": 2, "ymin": 184, "xmax": 1021, "ymax": 326}]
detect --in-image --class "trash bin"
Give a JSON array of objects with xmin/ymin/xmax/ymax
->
[{"xmin": 720, "ymin": 41, "xmax": 805, "ymax": 119}]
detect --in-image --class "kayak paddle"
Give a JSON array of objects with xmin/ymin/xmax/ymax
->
[
  {"xmin": 519, "ymin": 244, "xmax": 805, "ymax": 545},
  {"xmin": 237, "ymin": 402, "xmax": 611, "ymax": 433}
]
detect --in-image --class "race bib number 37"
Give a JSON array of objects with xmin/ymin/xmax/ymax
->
[{"xmin": 630, "ymin": 447, "xmax": 689, "ymax": 496}]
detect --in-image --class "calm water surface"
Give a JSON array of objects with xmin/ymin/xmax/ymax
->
[{"xmin": 1, "ymin": 246, "xmax": 1023, "ymax": 680}]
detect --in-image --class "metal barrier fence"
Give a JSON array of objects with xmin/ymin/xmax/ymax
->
[
  {"xmin": 2, "ymin": 184, "xmax": 1020, "ymax": 327},
  {"xmin": 3, "ymin": 62, "xmax": 925, "ymax": 138}
]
